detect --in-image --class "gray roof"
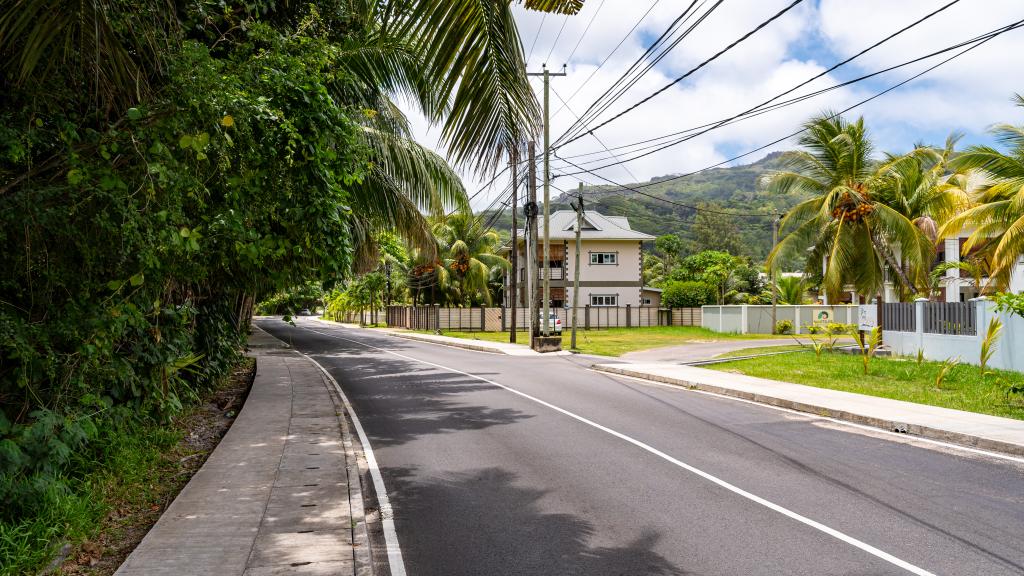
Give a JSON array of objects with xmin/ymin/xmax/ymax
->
[{"xmin": 515, "ymin": 210, "xmax": 653, "ymax": 241}]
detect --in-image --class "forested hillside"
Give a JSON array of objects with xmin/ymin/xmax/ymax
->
[{"xmin": 486, "ymin": 152, "xmax": 812, "ymax": 263}]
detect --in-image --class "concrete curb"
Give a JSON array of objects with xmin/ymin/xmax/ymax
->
[
  {"xmin": 328, "ymin": 362, "xmax": 375, "ymax": 576},
  {"xmin": 593, "ymin": 363, "xmax": 1024, "ymax": 457}
]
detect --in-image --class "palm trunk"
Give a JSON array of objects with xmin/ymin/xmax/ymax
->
[{"xmin": 872, "ymin": 237, "xmax": 918, "ymax": 297}]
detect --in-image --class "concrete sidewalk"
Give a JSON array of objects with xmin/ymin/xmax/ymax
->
[
  {"xmin": 116, "ymin": 327, "xmax": 371, "ymax": 576},
  {"xmin": 594, "ymin": 362, "xmax": 1024, "ymax": 457}
]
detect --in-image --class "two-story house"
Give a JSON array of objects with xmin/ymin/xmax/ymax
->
[{"xmin": 506, "ymin": 210, "xmax": 654, "ymax": 309}]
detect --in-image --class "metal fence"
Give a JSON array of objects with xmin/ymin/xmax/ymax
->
[
  {"xmin": 883, "ymin": 301, "xmax": 977, "ymax": 335},
  {"xmin": 377, "ymin": 305, "xmax": 701, "ymax": 332},
  {"xmin": 882, "ymin": 303, "xmax": 916, "ymax": 332},
  {"xmin": 923, "ymin": 301, "xmax": 976, "ymax": 335}
]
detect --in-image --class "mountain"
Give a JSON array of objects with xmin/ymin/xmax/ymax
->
[{"xmin": 482, "ymin": 152, "xmax": 811, "ymax": 264}]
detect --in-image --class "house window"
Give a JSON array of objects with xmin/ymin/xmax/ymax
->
[
  {"xmin": 590, "ymin": 294, "xmax": 617, "ymax": 307},
  {"xmin": 590, "ymin": 252, "xmax": 617, "ymax": 265},
  {"xmin": 642, "ymin": 297, "xmax": 652, "ymax": 305}
]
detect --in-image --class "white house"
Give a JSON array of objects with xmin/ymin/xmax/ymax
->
[
  {"xmin": 506, "ymin": 210, "xmax": 654, "ymax": 309},
  {"xmin": 936, "ymin": 234, "xmax": 1024, "ymax": 301}
]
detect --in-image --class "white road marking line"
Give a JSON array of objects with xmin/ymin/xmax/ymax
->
[
  {"xmin": 303, "ymin": 353, "xmax": 407, "ymax": 576},
  {"xmin": 598, "ymin": 370, "xmax": 1024, "ymax": 466},
  {"xmin": 258, "ymin": 324, "xmax": 408, "ymax": 576},
  {"xmin": 301, "ymin": 325, "xmax": 937, "ymax": 576}
]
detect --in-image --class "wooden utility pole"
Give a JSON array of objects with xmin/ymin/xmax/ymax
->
[
  {"xmin": 527, "ymin": 141, "xmax": 540, "ymax": 339},
  {"xmin": 509, "ymin": 146, "xmax": 519, "ymax": 343},
  {"xmin": 571, "ymin": 184, "xmax": 583, "ymax": 350},
  {"xmin": 770, "ymin": 213, "xmax": 780, "ymax": 333},
  {"xmin": 527, "ymin": 64, "xmax": 566, "ymax": 336}
]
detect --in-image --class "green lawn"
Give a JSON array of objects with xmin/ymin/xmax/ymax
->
[
  {"xmin": 710, "ymin": 352, "xmax": 1024, "ymax": 420},
  {"xmin": 433, "ymin": 326, "xmax": 789, "ymax": 357}
]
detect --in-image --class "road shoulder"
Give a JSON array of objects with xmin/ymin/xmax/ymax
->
[{"xmin": 594, "ymin": 362, "xmax": 1024, "ymax": 457}]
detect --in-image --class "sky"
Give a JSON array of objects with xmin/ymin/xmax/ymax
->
[{"xmin": 401, "ymin": 0, "xmax": 1024, "ymax": 212}]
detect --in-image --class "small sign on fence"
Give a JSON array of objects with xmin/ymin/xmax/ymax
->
[
  {"xmin": 811, "ymin": 308, "xmax": 833, "ymax": 326},
  {"xmin": 857, "ymin": 305, "xmax": 878, "ymax": 330}
]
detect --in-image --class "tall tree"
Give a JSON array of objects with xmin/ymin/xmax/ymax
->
[
  {"xmin": 692, "ymin": 206, "xmax": 744, "ymax": 256},
  {"xmin": 434, "ymin": 213, "xmax": 510, "ymax": 305},
  {"xmin": 941, "ymin": 95, "xmax": 1024, "ymax": 289},
  {"xmin": 763, "ymin": 113, "xmax": 934, "ymax": 302}
]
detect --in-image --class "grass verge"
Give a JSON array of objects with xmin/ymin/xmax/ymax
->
[
  {"xmin": 434, "ymin": 326, "xmax": 790, "ymax": 357},
  {"xmin": 709, "ymin": 352, "xmax": 1024, "ymax": 420},
  {"xmin": 0, "ymin": 358, "xmax": 255, "ymax": 576}
]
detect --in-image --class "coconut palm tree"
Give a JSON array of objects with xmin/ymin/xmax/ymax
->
[
  {"xmin": 940, "ymin": 94, "xmax": 1024, "ymax": 289},
  {"xmin": 434, "ymin": 213, "xmax": 510, "ymax": 305},
  {"xmin": 872, "ymin": 135, "xmax": 972, "ymax": 297},
  {"xmin": 774, "ymin": 276, "xmax": 808, "ymax": 305},
  {"xmin": 763, "ymin": 113, "xmax": 935, "ymax": 303}
]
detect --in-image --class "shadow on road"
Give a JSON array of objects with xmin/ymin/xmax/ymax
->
[{"xmin": 383, "ymin": 465, "xmax": 688, "ymax": 576}]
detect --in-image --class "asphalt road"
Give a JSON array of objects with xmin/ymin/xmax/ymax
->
[{"xmin": 257, "ymin": 318, "xmax": 1024, "ymax": 576}]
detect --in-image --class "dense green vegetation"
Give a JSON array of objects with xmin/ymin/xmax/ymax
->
[{"xmin": 0, "ymin": 0, "xmax": 572, "ymax": 570}]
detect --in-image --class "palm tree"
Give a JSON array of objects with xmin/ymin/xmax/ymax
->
[
  {"xmin": 763, "ymin": 113, "xmax": 935, "ymax": 303},
  {"xmin": 872, "ymin": 135, "xmax": 971, "ymax": 297},
  {"xmin": 940, "ymin": 94, "xmax": 1024, "ymax": 289},
  {"xmin": 775, "ymin": 276, "xmax": 808, "ymax": 305},
  {"xmin": 434, "ymin": 213, "xmax": 510, "ymax": 305},
  {"xmin": 0, "ymin": 0, "xmax": 580, "ymax": 262}
]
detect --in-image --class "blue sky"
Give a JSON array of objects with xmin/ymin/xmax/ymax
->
[{"xmin": 405, "ymin": 1, "xmax": 1024, "ymax": 209}]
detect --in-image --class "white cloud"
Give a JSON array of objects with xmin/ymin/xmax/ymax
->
[{"xmin": 401, "ymin": 0, "xmax": 1024, "ymax": 210}]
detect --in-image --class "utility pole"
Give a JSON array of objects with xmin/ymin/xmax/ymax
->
[
  {"xmin": 527, "ymin": 141, "xmax": 540, "ymax": 340},
  {"xmin": 770, "ymin": 213, "xmax": 780, "ymax": 333},
  {"xmin": 527, "ymin": 64, "xmax": 566, "ymax": 336},
  {"xmin": 509, "ymin": 146, "xmax": 519, "ymax": 343},
  {"xmin": 571, "ymin": 183, "xmax": 583, "ymax": 350}
]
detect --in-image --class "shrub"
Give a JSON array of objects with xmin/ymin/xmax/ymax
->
[
  {"xmin": 993, "ymin": 292, "xmax": 1024, "ymax": 318},
  {"xmin": 775, "ymin": 320, "xmax": 793, "ymax": 335},
  {"xmin": 663, "ymin": 281, "xmax": 717, "ymax": 308},
  {"xmin": 826, "ymin": 323, "xmax": 855, "ymax": 336}
]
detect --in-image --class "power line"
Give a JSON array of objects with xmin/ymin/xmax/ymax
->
[
  {"xmin": 526, "ymin": 14, "xmax": 547, "ymax": 67},
  {"xmin": 549, "ymin": 0, "xmax": 963, "ymax": 166},
  {"xmin": 552, "ymin": 18, "xmax": 1024, "ymax": 175},
  {"xmin": 555, "ymin": 0, "xmax": 711, "ymax": 144},
  {"xmin": 556, "ymin": 152, "xmax": 774, "ymax": 218},
  {"xmin": 559, "ymin": 0, "xmax": 805, "ymax": 147},
  {"xmin": 552, "ymin": 0, "xmax": 661, "ymax": 120},
  {"xmin": 544, "ymin": 15, "xmax": 570, "ymax": 65},
  {"xmin": 555, "ymin": 22, "xmax": 1021, "ymax": 201},
  {"xmin": 563, "ymin": 0, "xmax": 606, "ymax": 65},
  {"xmin": 550, "ymin": 85, "xmax": 643, "ymax": 184}
]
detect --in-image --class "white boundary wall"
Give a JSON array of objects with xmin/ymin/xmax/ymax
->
[
  {"xmin": 701, "ymin": 305, "xmax": 857, "ymax": 334},
  {"xmin": 885, "ymin": 298, "xmax": 1023, "ymax": 373}
]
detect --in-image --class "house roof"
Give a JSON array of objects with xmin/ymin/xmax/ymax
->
[{"xmin": 515, "ymin": 210, "xmax": 654, "ymax": 241}]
